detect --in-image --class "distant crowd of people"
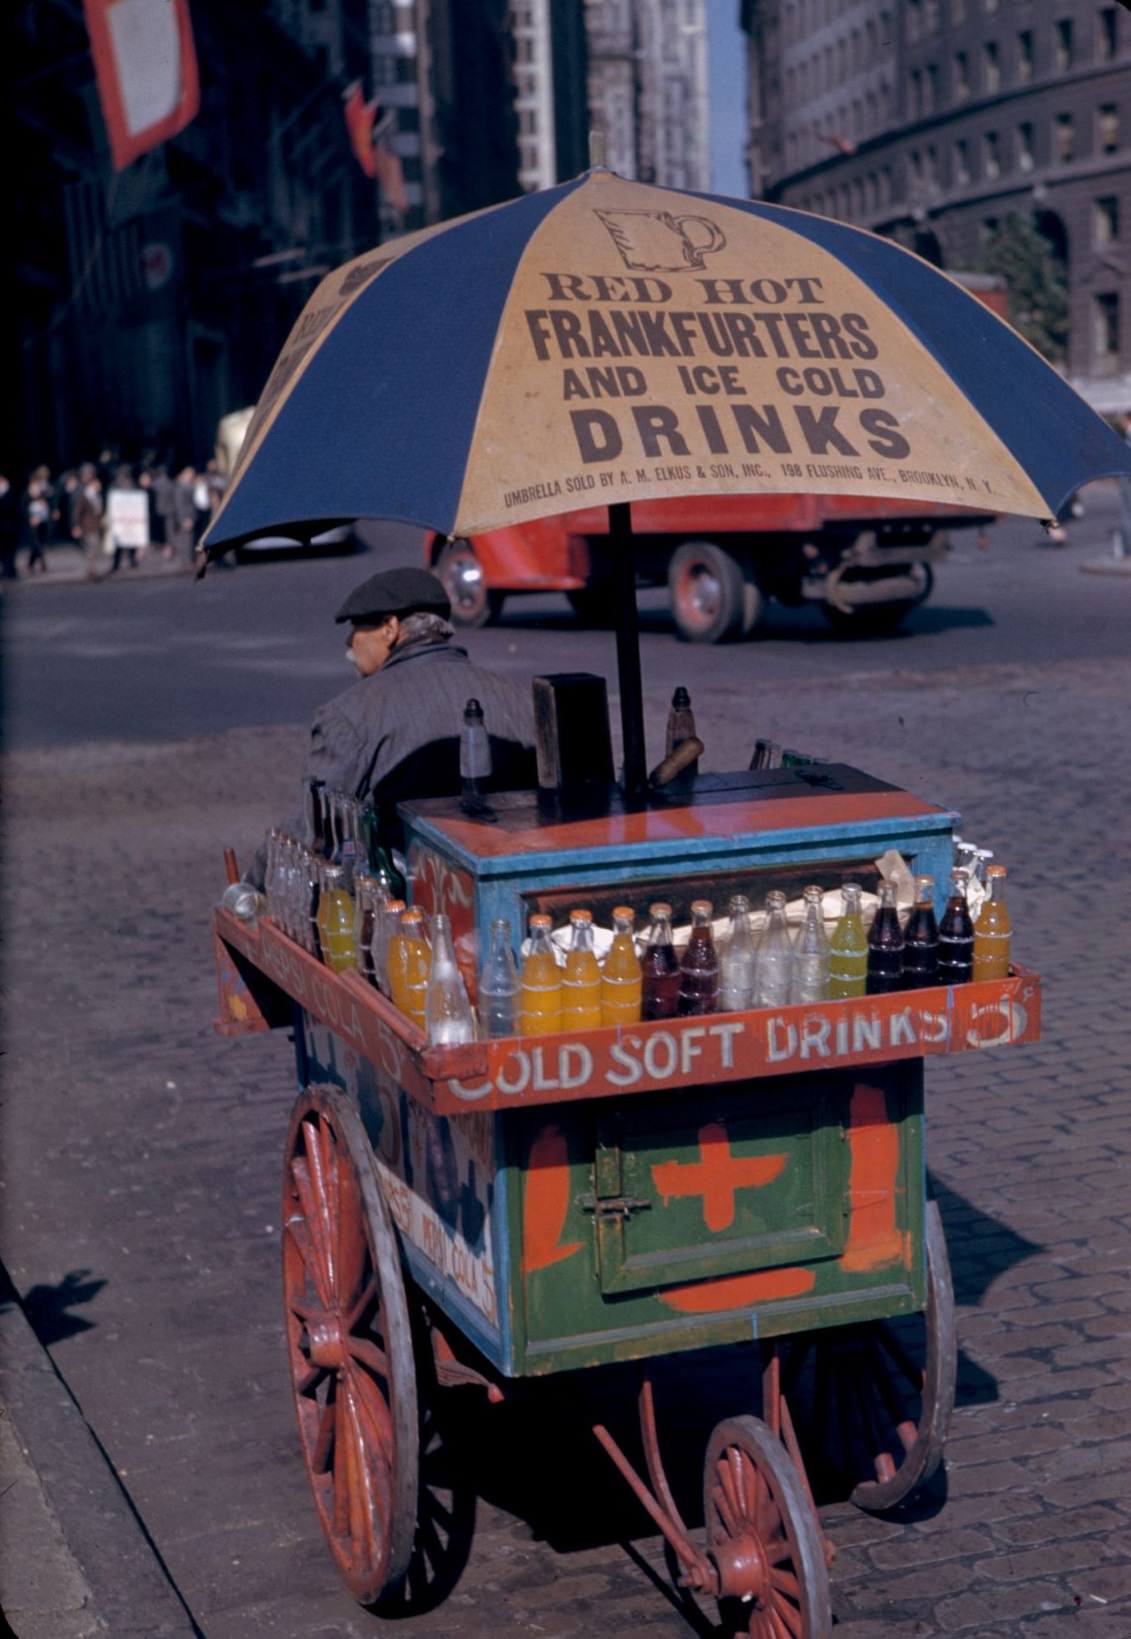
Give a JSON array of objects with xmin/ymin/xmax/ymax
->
[{"xmin": 0, "ymin": 453, "xmax": 228, "ymax": 581}]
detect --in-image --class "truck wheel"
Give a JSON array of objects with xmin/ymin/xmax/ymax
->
[
  {"xmin": 668, "ymin": 541, "xmax": 745, "ymax": 643},
  {"xmin": 822, "ymin": 564, "xmax": 933, "ymax": 635},
  {"xmin": 435, "ymin": 540, "xmax": 505, "ymax": 628}
]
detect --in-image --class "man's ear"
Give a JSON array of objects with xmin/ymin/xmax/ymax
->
[{"xmin": 385, "ymin": 615, "xmax": 401, "ymax": 645}]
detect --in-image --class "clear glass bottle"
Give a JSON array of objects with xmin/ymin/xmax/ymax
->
[
  {"xmin": 666, "ymin": 686, "xmax": 699, "ymax": 776},
  {"xmin": 316, "ymin": 863, "xmax": 357, "ymax": 973},
  {"xmin": 460, "ymin": 697, "xmax": 492, "ymax": 811},
  {"xmin": 790, "ymin": 885, "xmax": 830, "ymax": 1003},
  {"xmin": 377, "ymin": 899, "xmax": 406, "ymax": 997},
  {"xmin": 828, "ymin": 882, "xmax": 868, "ymax": 998},
  {"xmin": 478, "ymin": 918, "xmax": 520, "ymax": 1039},
  {"xmin": 352, "ymin": 871, "xmax": 378, "ymax": 983},
  {"xmin": 389, "ymin": 907, "xmax": 431, "ymax": 1029},
  {"xmin": 563, "ymin": 909, "xmax": 603, "ymax": 1030},
  {"xmin": 718, "ymin": 894, "xmax": 756, "ymax": 1013},
  {"xmin": 678, "ymin": 899, "xmax": 719, "ymax": 1016},
  {"xmin": 866, "ymin": 880, "xmax": 904, "ymax": 995},
  {"xmin": 903, "ymin": 875, "xmax": 940, "ymax": 989},
  {"xmin": 938, "ymin": 867, "xmax": 974, "ymax": 986},
  {"xmin": 301, "ymin": 846, "xmax": 323, "ymax": 957},
  {"xmin": 641, "ymin": 902, "xmax": 681, "ymax": 1020},
  {"xmin": 602, "ymin": 907, "xmax": 642, "ymax": 1026},
  {"xmin": 753, "ymin": 890, "xmax": 792, "ymax": 1008},
  {"xmin": 520, "ymin": 913, "xmax": 563, "ymax": 1035},
  {"xmin": 425, "ymin": 913, "xmax": 475, "ymax": 1044},
  {"xmin": 973, "ymin": 864, "xmax": 1012, "ymax": 980}
]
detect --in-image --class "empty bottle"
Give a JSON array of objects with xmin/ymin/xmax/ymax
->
[
  {"xmin": 426, "ymin": 913, "xmax": 475, "ymax": 1045},
  {"xmin": 316, "ymin": 863, "xmax": 357, "ymax": 973},
  {"xmin": 678, "ymin": 899, "xmax": 719, "ymax": 1016},
  {"xmin": 563, "ymin": 909, "xmax": 603, "ymax": 1030},
  {"xmin": 718, "ymin": 895, "xmax": 756, "ymax": 1013},
  {"xmin": 753, "ymin": 890, "xmax": 793, "ymax": 1008},
  {"xmin": 352, "ymin": 870, "xmax": 379, "ymax": 983},
  {"xmin": 478, "ymin": 918, "xmax": 520, "ymax": 1039},
  {"xmin": 389, "ymin": 908, "xmax": 431, "ymax": 1029},
  {"xmin": 973, "ymin": 864, "xmax": 1012, "ymax": 980},
  {"xmin": 377, "ymin": 899, "xmax": 406, "ymax": 996},
  {"xmin": 903, "ymin": 875, "xmax": 940, "ymax": 989},
  {"xmin": 520, "ymin": 913, "xmax": 563, "ymax": 1035},
  {"xmin": 641, "ymin": 902, "xmax": 681, "ymax": 1019},
  {"xmin": 938, "ymin": 868, "xmax": 974, "ymax": 986},
  {"xmin": 460, "ymin": 697, "xmax": 492, "ymax": 812},
  {"xmin": 866, "ymin": 879, "xmax": 905, "ymax": 995},
  {"xmin": 791, "ymin": 885, "xmax": 830, "ymax": 1002},
  {"xmin": 666, "ymin": 686, "xmax": 699, "ymax": 777},
  {"xmin": 828, "ymin": 882, "xmax": 868, "ymax": 999},
  {"xmin": 602, "ymin": 907, "xmax": 642, "ymax": 1026}
]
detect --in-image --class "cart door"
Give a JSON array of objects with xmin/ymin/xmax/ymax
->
[{"xmin": 588, "ymin": 1079, "xmax": 850, "ymax": 1296}]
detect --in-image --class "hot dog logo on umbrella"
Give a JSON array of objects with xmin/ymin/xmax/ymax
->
[{"xmin": 595, "ymin": 208, "xmax": 727, "ymax": 272}]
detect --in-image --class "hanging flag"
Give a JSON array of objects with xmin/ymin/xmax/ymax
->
[
  {"xmin": 373, "ymin": 140, "xmax": 408, "ymax": 219},
  {"xmin": 343, "ymin": 81, "xmax": 379, "ymax": 180},
  {"xmin": 84, "ymin": 0, "xmax": 200, "ymax": 171}
]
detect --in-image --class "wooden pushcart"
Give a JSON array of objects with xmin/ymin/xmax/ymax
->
[{"xmin": 214, "ymin": 761, "xmax": 1039, "ymax": 1636}]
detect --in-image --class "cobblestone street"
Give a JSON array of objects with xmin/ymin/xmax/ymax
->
[{"xmin": 4, "ymin": 618, "xmax": 1130, "ymax": 1635}]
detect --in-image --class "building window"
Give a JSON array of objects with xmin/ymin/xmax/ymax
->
[
  {"xmin": 1055, "ymin": 19, "xmax": 1073, "ymax": 72},
  {"xmin": 954, "ymin": 51, "xmax": 969, "ymax": 99},
  {"xmin": 907, "ymin": 0, "xmax": 921, "ymax": 44},
  {"xmin": 1099, "ymin": 105, "xmax": 1120, "ymax": 153},
  {"xmin": 927, "ymin": 64, "xmax": 939, "ymax": 110},
  {"xmin": 1099, "ymin": 7, "xmax": 1118, "ymax": 62},
  {"xmin": 1095, "ymin": 196, "xmax": 1120, "ymax": 244},
  {"xmin": 1055, "ymin": 113, "xmax": 1075, "ymax": 163},
  {"xmin": 910, "ymin": 68, "xmax": 922, "ymax": 117},
  {"xmin": 924, "ymin": 0, "xmax": 939, "ymax": 32},
  {"xmin": 981, "ymin": 217, "xmax": 998, "ymax": 247},
  {"xmin": 1017, "ymin": 30, "xmax": 1033, "ymax": 83},
  {"xmin": 1094, "ymin": 293, "xmax": 1120, "ymax": 368},
  {"xmin": 983, "ymin": 131, "xmax": 1000, "ymax": 178},
  {"xmin": 954, "ymin": 139, "xmax": 970, "ymax": 183},
  {"xmin": 983, "ymin": 41, "xmax": 1000, "ymax": 92},
  {"xmin": 1017, "ymin": 121, "xmax": 1034, "ymax": 172}
]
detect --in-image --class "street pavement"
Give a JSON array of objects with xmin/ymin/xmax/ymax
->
[{"xmin": 2, "ymin": 492, "xmax": 1130, "ymax": 1635}]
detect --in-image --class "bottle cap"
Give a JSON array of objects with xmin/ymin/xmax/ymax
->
[
  {"xmin": 464, "ymin": 697, "xmax": 484, "ymax": 722},
  {"xmin": 986, "ymin": 864, "xmax": 1007, "ymax": 878},
  {"xmin": 672, "ymin": 686, "xmax": 690, "ymax": 708},
  {"xmin": 690, "ymin": 898, "xmax": 713, "ymax": 918},
  {"xmin": 385, "ymin": 899, "xmax": 405, "ymax": 915},
  {"xmin": 612, "ymin": 905, "xmax": 635, "ymax": 923},
  {"xmin": 401, "ymin": 907, "xmax": 424, "ymax": 925},
  {"xmin": 915, "ymin": 874, "xmax": 934, "ymax": 888},
  {"xmin": 529, "ymin": 912, "xmax": 552, "ymax": 929},
  {"xmin": 649, "ymin": 902, "xmax": 672, "ymax": 918},
  {"xmin": 569, "ymin": 908, "xmax": 593, "ymax": 923},
  {"xmin": 728, "ymin": 894, "xmax": 749, "ymax": 912}
]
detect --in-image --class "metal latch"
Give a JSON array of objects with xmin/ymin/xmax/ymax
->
[{"xmin": 577, "ymin": 1193, "xmax": 653, "ymax": 1222}]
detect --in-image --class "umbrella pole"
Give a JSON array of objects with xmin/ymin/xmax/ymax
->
[{"xmin": 609, "ymin": 502, "xmax": 648, "ymax": 804}]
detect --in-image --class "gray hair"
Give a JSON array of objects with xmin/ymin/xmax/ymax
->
[{"xmin": 394, "ymin": 611, "xmax": 454, "ymax": 648}]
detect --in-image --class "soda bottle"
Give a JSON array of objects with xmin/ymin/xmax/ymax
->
[
  {"xmin": 316, "ymin": 863, "xmax": 357, "ymax": 973},
  {"xmin": 828, "ymin": 882, "xmax": 867, "ymax": 998},
  {"xmin": 641, "ymin": 902, "xmax": 681, "ymax": 1019},
  {"xmin": 973, "ymin": 864, "xmax": 1012, "ymax": 980},
  {"xmin": 478, "ymin": 918, "xmax": 520, "ymax": 1039},
  {"xmin": 866, "ymin": 879, "xmax": 904, "ymax": 995},
  {"xmin": 376, "ymin": 899, "xmax": 405, "ymax": 996},
  {"xmin": 602, "ymin": 907, "xmax": 642, "ymax": 1026},
  {"xmin": 753, "ymin": 890, "xmax": 792, "ymax": 1008},
  {"xmin": 678, "ymin": 899, "xmax": 719, "ymax": 1016},
  {"xmin": 389, "ymin": 908, "xmax": 431, "ymax": 1029},
  {"xmin": 562, "ymin": 909, "xmax": 603, "ymax": 1030},
  {"xmin": 938, "ymin": 868, "xmax": 974, "ymax": 985},
  {"xmin": 352, "ymin": 870, "xmax": 378, "ymax": 982},
  {"xmin": 520, "ymin": 914, "xmax": 563, "ymax": 1035},
  {"xmin": 903, "ymin": 875, "xmax": 940, "ymax": 989},
  {"xmin": 426, "ymin": 913, "xmax": 476, "ymax": 1044},
  {"xmin": 718, "ymin": 895, "xmax": 756, "ymax": 1013},
  {"xmin": 666, "ymin": 686, "xmax": 699, "ymax": 776},
  {"xmin": 460, "ymin": 697, "xmax": 492, "ymax": 812},
  {"xmin": 790, "ymin": 885, "xmax": 830, "ymax": 1003}
]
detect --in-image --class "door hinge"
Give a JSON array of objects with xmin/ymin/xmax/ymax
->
[{"xmin": 576, "ymin": 1193, "xmax": 653, "ymax": 1222}]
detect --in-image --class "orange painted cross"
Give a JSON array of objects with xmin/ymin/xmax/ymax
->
[{"xmin": 652, "ymin": 1121, "xmax": 786, "ymax": 1233}]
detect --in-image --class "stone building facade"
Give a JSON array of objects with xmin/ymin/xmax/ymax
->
[
  {"xmin": 741, "ymin": 0, "xmax": 1131, "ymax": 410},
  {"xmin": 586, "ymin": 0, "xmax": 710, "ymax": 190}
]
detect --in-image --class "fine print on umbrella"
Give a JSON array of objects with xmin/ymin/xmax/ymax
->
[{"xmin": 202, "ymin": 166, "xmax": 1131, "ymax": 791}]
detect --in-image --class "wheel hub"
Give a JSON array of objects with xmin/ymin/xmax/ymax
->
[
  {"xmin": 711, "ymin": 1533, "xmax": 771, "ymax": 1604},
  {"xmin": 448, "ymin": 554, "xmax": 483, "ymax": 610},
  {"xmin": 305, "ymin": 1314, "xmax": 346, "ymax": 1370}
]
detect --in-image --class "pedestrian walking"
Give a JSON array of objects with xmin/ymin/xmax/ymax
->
[
  {"xmin": 105, "ymin": 465, "xmax": 149, "ymax": 573},
  {"xmin": 0, "ymin": 474, "xmax": 19, "ymax": 580},
  {"xmin": 72, "ymin": 466, "xmax": 104, "ymax": 580},
  {"xmin": 21, "ymin": 475, "xmax": 50, "ymax": 573},
  {"xmin": 152, "ymin": 464, "xmax": 176, "ymax": 559},
  {"xmin": 171, "ymin": 467, "xmax": 197, "ymax": 562}
]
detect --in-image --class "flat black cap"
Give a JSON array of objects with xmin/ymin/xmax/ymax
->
[{"xmin": 334, "ymin": 564, "xmax": 451, "ymax": 624}]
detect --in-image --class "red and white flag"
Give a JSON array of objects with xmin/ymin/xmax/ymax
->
[{"xmin": 84, "ymin": 0, "xmax": 200, "ymax": 172}]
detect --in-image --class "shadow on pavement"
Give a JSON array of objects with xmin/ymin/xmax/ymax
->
[
  {"xmin": 1, "ymin": 1267, "xmax": 108, "ymax": 1346},
  {"xmin": 487, "ymin": 601, "xmax": 996, "ymax": 644}
]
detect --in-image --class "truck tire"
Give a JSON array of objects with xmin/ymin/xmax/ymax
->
[
  {"xmin": 821, "ymin": 563, "xmax": 933, "ymax": 635},
  {"xmin": 668, "ymin": 540, "xmax": 746, "ymax": 643},
  {"xmin": 435, "ymin": 539, "xmax": 505, "ymax": 628}
]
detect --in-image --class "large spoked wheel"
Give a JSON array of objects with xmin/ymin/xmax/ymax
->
[
  {"xmin": 282, "ymin": 1086, "xmax": 419, "ymax": 1605},
  {"xmin": 704, "ymin": 1414, "xmax": 832, "ymax": 1639},
  {"xmin": 435, "ymin": 539, "xmax": 505, "ymax": 628},
  {"xmin": 786, "ymin": 1199, "xmax": 956, "ymax": 1512}
]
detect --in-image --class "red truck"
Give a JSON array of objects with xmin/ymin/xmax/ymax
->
[{"xmin": 426, "ymin": 490, "xmax": 995, "ymax": 642}]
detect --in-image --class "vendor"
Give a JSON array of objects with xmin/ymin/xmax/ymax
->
[{"xmin": 252, "ymin": 551, "xmax": 535, "ymax": 883}]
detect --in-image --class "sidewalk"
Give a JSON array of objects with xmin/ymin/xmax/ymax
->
[
  {"xmin": 5, "ymin": 543, "xmax": 198, "ymax": 586},
  {"xmin": 0, "ymin": 1267, "xmax": 200, "ymax": 1638}
]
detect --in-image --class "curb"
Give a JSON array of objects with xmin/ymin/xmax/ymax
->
[
  {"xmin": 0, "ymin": 1266, "xmax": 201, "ymax": 1637},
  {"xmin": 1079, "ymin": 557, "xmax": 1131, "ymax": 575}
]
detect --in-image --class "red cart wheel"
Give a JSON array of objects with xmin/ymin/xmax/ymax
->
[
  {"xmin": 704, "ymin": 1414, "xmax": 832, "ymax": 1638},
  {"xmin": 787, "ymin": 1199, "xmax": 956, "ymax": 1513},
  {"xmin": 282, "ymin": 1085, "xmax": 419, "ymax": 1604}
]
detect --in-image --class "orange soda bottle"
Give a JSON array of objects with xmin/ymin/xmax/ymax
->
[
  {"xmin": 973, "ymin": 864, "xmax": 1012, "ymax": 980},
  {"xmin": 562, "ymin": 909, "xmax": 602, "ymax": 1030},
  {"xmin": 389, "ymin": 907, "xmax": 431, "ymax": 1029},
  {"xmin": 315, "ymin": 863, "xmax": 357, "ymax": 973},
  {"xmin": 519, "ymin": 913, "xmax": 562, "ymax": 1035},
  {"xmin": 601, "ymin": 906, "xmax": 642, "ymax": 1026}
]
